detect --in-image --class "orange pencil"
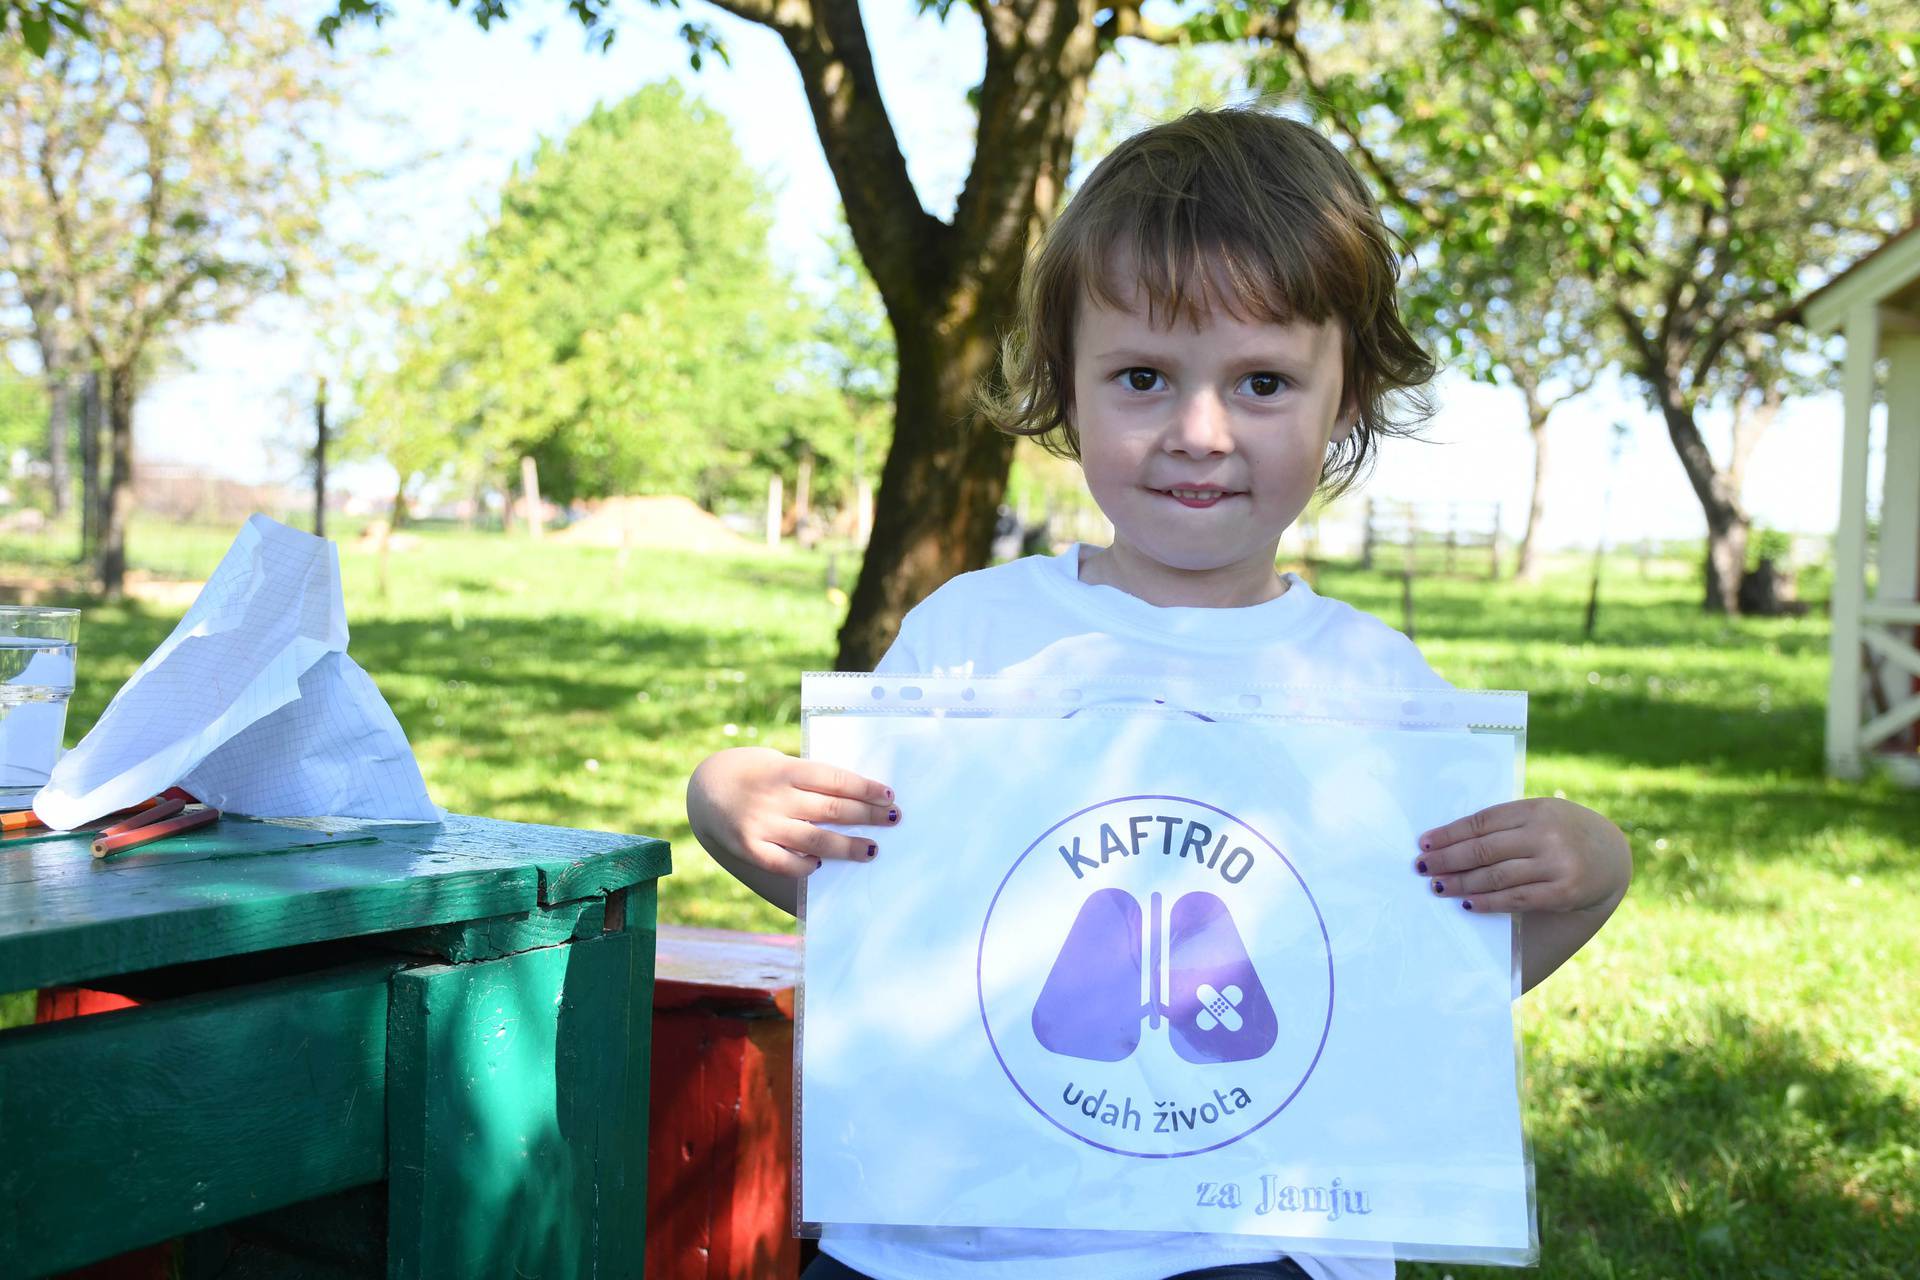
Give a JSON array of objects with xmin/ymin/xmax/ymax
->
[
  {"xmin": 92, "ymin": 806, "xmax": 220, "ymax": 859},
  {"xmin": 2, "ymin": 792, "xmax": 175, "ymax": 837},
  {"xmin": 0, "ymin": 808, "xmax": 46, "ymax": 834}
]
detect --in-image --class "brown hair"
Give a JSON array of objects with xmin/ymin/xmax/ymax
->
[{"xmin": 982, "ymin": 106, "xmax": 1435, "ymax": 495}]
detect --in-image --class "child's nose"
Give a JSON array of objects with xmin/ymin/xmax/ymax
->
[{"xmin": 1166, "ymin": 389, "xmax": 1234, "ymax": 456}]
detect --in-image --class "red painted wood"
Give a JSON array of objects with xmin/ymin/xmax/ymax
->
[
  {"xmin": 651, "ymin": 924, "xmax": 799, "ymax": 1017},
  {"xmin": 35, "ymin": 987, "xmax": 140, "ymax": 1021},
  {"xmin": 647, "ymin": 925, "xmax": 800, "ymax": 1279}
]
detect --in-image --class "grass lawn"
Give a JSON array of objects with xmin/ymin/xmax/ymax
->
[{"xmin": 2, "ymin": 519, "xmax": 1915, "ymax": 1277}]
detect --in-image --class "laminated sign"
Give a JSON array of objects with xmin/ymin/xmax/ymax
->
[{"xmin": 799, "ymin": 677, "xmax": 1537, "ymax": 1266}]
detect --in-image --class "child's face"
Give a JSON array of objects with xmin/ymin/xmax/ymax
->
[{"xmin": 1070, "ymin": 282, "xmax": 1351, "ymax": 602}]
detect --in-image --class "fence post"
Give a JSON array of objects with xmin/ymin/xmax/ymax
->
[
  {"xmin": 1490, "ymin": 502, "xmax": 1503, "ymax": 580},
  {"xmin": 1401, "ymin": 521, "xmax": 1417, "ymax": 640},
  {"xmin": 1362, "ymin": 498, "xmax": 1376, "ymax": 570},
  {"xmin": 521, "ymin": 456, "xmax": 544, "ymax": 540}
]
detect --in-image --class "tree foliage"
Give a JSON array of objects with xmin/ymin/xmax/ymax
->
[
  {"xmin": 0, "ymin": 0, "xmax": 351, "ymax": 591},
  {"xmin": 351, "ymin": 82, "xmax": 839, "ymax": 510},
  {"xmin": 1270, "ymin": 0, "xmax": 1920, "ymax": 608},
  {"xmin": 0, "ymin": 358, "xmax": 46, "ymax": 459},
  {"xmin": 0, "ymin": 1, "xmax": 86, "ymax": 57}
]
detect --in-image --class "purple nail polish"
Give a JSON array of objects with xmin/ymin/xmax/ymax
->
[
  {"xmin": 887, "ymin": 808, "xmax": 899, "ymax": 824},
  {"xmin": 884, "ymin": 787, "xmax": 894, "ymax": 801},
  {"xmin": 1416, "ymin": 859, "xmax": 1428, "ymax": 874},
  {"xmin": 867, "ymin": 842, "xmax": 879, "ymax": 859},
  {"xmin": 1431, "ymin": 879, "xmax": 1444, "ymax": 894},
  {"xmin": 1420, "ymin": 838, "xmax": 1432, "ymax": 852},
  {"xmin": 1462, "ymin": 900, "xmax": 1474, "ymax": 911}
]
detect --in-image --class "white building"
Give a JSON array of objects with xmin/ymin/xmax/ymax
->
[{"xmin": 1793, "ymin": 222, "xmax": 1920, "ymax": 784}]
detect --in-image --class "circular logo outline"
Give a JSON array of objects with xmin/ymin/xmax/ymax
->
[{"xmin": 976, "ymin": 793, "xmax": 1335, "ymax": 1159}]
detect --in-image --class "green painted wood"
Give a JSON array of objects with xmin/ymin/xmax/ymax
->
[
  {"xmin": 0, "ymin": 816, "xmax": 381, "ymax": 874},
  {"xmin": 399, "ymin": 897, "xmax": 607, "ymax": 964},
  {"xmin": 0, "ymin": 961, "xmax": 397, "ymax": 1276},
  {"xmin": 387, "ymin": 929, "xmax": 652, "ymax": 1280},
  {"xmin": 0, "ymin": 814, "xmax": 663, "ymax": 993},
  {"xmin": 536, "ymin": 836, "xmax": 670, "ymax": 906},
  {"xmin": 180, "ymin": 1184, "xmax": 387, "ymax": 1279}
]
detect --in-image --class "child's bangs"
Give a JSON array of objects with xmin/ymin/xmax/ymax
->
[{"xmin": 1082, "ymin": 200, "xmax": 1351, "ymax": 333}]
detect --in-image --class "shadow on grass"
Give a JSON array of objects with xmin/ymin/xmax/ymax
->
[
  {"xmin": 1526, "ymin": 689, "xmax": 1826, "ymax": 776},
  {"xmin": 1314, "ymin": 560, "xmax": 1831, "ymax": 659},
  {"xmin": 1409, "ymin": 1009, "xmax": 1919, "ymax": 1280}
]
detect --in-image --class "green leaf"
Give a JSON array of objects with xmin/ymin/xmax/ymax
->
[{"xmin": 20, "ymin": 12, "xmax": 51, "ymax": 56}]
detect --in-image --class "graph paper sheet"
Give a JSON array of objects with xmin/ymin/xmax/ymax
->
[{"xmin": 34, "ymin": 515, "xmax": 442, "ymax": 828}]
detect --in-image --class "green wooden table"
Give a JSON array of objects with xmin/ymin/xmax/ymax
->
[{"xmin": 0, "ymin": 813, "xmax": 670, "ymax": 1279}]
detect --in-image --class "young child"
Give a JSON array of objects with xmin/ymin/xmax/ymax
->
[{"xmin": 687, "ymin": 106, "xmax": 1632, "ymax": 1280}]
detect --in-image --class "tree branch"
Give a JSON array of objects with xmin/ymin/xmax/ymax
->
[
  {"xmin": 711, "ymin": 0, "xmax": 943, "ymax": 316},
  {"xmin": 948, "ymin": 0, "xmax": 1109, "ymax": 301},
  {"xmin": 1610, "ymin": 296, "xmax": 1670, "ymax": 403},
  {"xmin": 1272, "ymin": 24, "xmax": 1444, "ymax": 238},
  {"xmin": 702, "ymin": 0, "xmax": 799, "ymax": 35}
]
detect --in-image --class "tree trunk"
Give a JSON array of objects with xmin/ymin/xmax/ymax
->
[
  {"xmin": 79, "ymin": 370, "xmax": 102, "ymax": 562},
  {"xmin": 1515, "ymin": 403, "xmax": 1550, "ymax": 582},
  {"xmin": 1704, "ymin": 505, "xmax": 1749, "ymax": 615},
  {"xmin": 313, "ymin": 377, "xmax": 328, "ymax": 538},
  {"xmin": 835, "ymin": 310, "xmax": 1018, "ymax": 671},
  {"xmin": 96, "ymin": 364, "xmax": 137, "ymax": 599},
  {"xmin": 45, "ymin": 375, "xmax": 71, "ymax": 518},
  {"xmin": 1656, "ymin": 397, "xmax": 1748, "ymax": 612},
  {"xmin": 756, "ymin": 0, "xmax": 1096, "ymax": 671}
]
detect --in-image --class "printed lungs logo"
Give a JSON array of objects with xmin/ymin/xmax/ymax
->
[
  {"xmin": 1032, "ymin": 889, "xmax": 1278, "ymax": 1065},
  {"xmin": 978, "ymin": 796, "xmax": 1333, "ymax": 1158}
]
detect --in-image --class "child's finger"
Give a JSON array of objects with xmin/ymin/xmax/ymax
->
[
  {"xmin": 1426, "ymin": 857, "xmax": 1548, "ymax": 901},
  {"xmin": 789, "ymin": 759, "xmax": 894, "ymax": 806},
  {"xmin": 1414, "ymin": 825, "xmax": 1531, "ymax": 877},
  {"xmin": 790, "ymin": 788, "xmax": 898, "ymax": 830},
  {"xmin": 1417, "ymin": 800, "xmax": 1535, "ymax": 855},
  {"xmin": 772, "ymin": 818, "xmax": 881, "ymax": 863},
  {"xmin": 1448, "ymin": 884, "xmax": 1549, "ymax": 915},
  {"xmin": 749, "ymin": 837, "xmax": 824, "ymax": 877}
]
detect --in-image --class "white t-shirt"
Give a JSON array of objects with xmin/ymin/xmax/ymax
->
[{"xmin": 824, "ymin": 544, "xmax": 1448, "ymax": 1280}]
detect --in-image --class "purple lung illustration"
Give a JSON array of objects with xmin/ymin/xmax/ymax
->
[
  {"xmin": 1166, "ymin": 891, "xmax": 1278, "ymax": 1064},
  {"xmin": 1031, "ymin": 887, "xmax": 1145, "ymax": 1062},
  {"xmin": 1032, "ymin": 887, "xmax": 1275, "ymax": 1065}
]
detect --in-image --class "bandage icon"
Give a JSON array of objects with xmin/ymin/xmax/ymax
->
[
  {"xmin": 1195, "ymin": 983, "xmax": 1244, "ymax": 1032},
  {"xmin": 1031, "ymin": 888, "xmax": 1277, "ymax": 1065}
]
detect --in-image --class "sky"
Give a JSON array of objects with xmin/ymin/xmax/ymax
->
[{"xmin": 126, "ymin": 0, "xmax": 1883, "ymax": 551}]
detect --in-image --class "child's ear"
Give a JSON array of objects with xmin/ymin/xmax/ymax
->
[{"xmin": 1332, "ymin": 400, "xmax": 1358, "ymax": 445}]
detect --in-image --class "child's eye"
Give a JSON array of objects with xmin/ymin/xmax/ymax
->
[
  {"xmin": 1118, "ymin": 367, "xmax": 1165, "ymax": 393},
  {"xmin": 1241, "ymin": 372, "xmax": 1289, "ymax": 398}
]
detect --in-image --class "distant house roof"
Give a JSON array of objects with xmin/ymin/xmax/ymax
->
[{"xmin": 1790, "ymin": 221, "xmax": 1920, "ymax": 336}]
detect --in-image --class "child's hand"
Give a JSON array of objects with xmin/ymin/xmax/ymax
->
[
  {"xmin": 1415, "ymin": 797, "xmax": 1632, "ymax": 991},
  {"xmin": 687, "ymin": 747, "xmax": 896, "ymax": 915},
  {"xmin": 1416, "ymin": 797, "xmax": 1629, "ymax": 915}
]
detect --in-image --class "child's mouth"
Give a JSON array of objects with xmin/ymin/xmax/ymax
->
[{"xmin": 1155, "ymin": 487, "xmax": 1238, "ymax": 509}]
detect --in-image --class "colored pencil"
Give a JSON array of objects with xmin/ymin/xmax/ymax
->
[
  {"xmin": 0, "ymin": 808, "xmax": 46, "ymax": 833},
  {"xmin": 92, "ymin": 806, "xmax": 221, "ymax": 859},
  {"xmin": 97, "ymin": 796, "xmax": 186, "ymax": 837},
  {"xmin": 1, "ymin": 791, "xmax": 184, "ymax": 837}
]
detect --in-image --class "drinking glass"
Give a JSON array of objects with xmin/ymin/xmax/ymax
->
[{"xmin": 0, "ymin": 605, "xmax": 80, "ymax": 805}]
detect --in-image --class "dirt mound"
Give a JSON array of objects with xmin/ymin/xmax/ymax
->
[{"xmin": 558, "ymin": 495, "xmax": 745, "ymax": 552}]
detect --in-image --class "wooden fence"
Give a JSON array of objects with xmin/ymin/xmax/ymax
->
[{"xmin": 1361, "ymin": 499, "xmax": 1504, "ymax": 580}]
